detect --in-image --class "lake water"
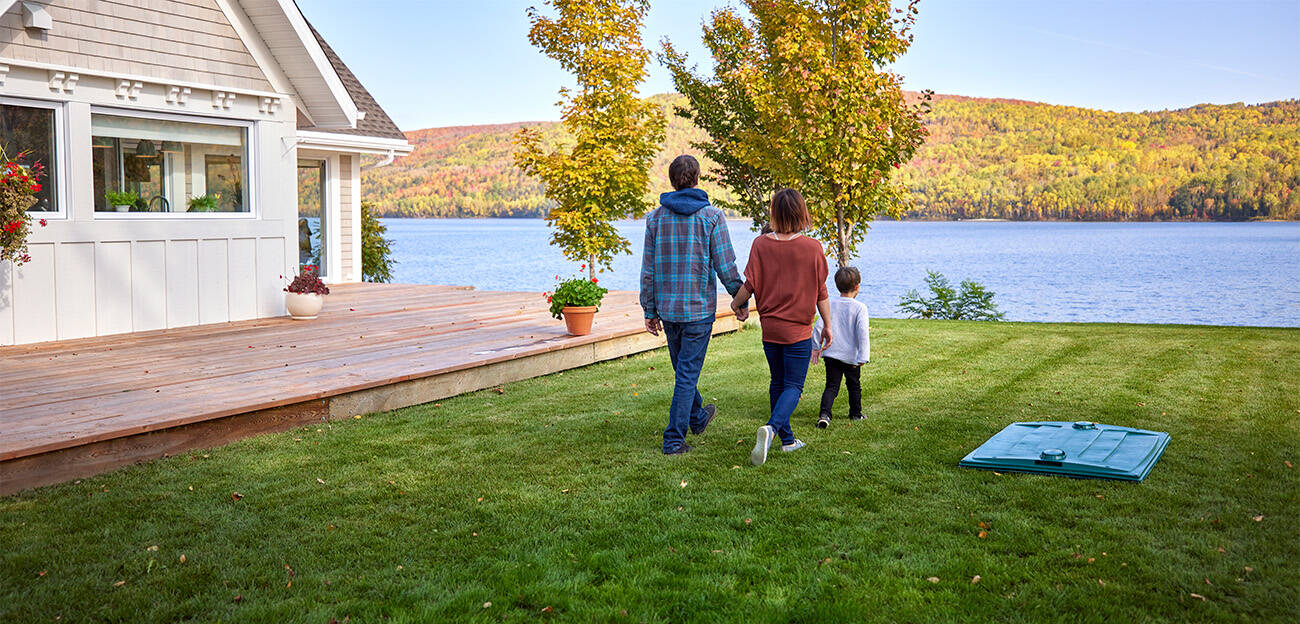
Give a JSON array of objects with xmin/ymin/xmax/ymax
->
[{"xmin": 381, "ymin": 219, "xmax": 1300, "ymax": 327}]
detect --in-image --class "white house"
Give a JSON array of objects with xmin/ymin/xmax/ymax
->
[{"xmin": 0, "ymin": 0, "xmax": 411, "ymax": 346}]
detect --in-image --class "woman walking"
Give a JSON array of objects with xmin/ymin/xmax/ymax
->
[{"xmin": 731, "ymin": 189, "xmax": 832, "ymax": 466}]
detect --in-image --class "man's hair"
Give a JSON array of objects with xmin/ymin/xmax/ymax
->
[
  {"xmin": 769, "ymin": 188, "xmax": 810, "ymax": 233},
  {"xmin": 834, "ymin": 266, "xmax": 861, "ymax": 294},
  {"xmin": 669, "ymin": 154, "xmax": 700, "ymax": 190}
]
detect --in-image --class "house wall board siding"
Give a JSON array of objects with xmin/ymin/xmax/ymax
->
[
  {"xmin": 54, "ymin": 242, "xmax": 96, "ymax": 340},
  {"xmin": 131, "ymin": 241, "xmax": 167, "ymax": 332},
  {"xmin": 94, "ymin": 242, "xmax": 133, "ymax": 336},
  {"xmin": 338, "ymin": 154, "xmax": 353, "ymax": 281},
  {"xmin": 165, "ymin": 239, "xmax": 199, "ymax": 328},
  {"xmin": 0, "ymin": 263, "xmax": 12, "ymax": 345},
  {"xmin": 0, "ymin": 0, "xmax": 274, "ymax": 93},
  {"xmin": 13, "ymin": 244, "xmax": 57, "ymax": 343},
  {"xmin": 197, "ymin": 239, "xmax": 229, "ymax": 324},
  {"xmin": 255, "ymin": 237, "xmax": 284, "ymax": 318},
  {"xmin": 227, "ymin": 237, "xmax": 257, "ymax": 322}
]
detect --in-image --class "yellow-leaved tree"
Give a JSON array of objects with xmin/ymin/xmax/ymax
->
[
  {"xmin": 666, "ymin": 0, "xmax": 931, "ymax": 267},
  {"xmin": 514, "ymin": 0, "xmax": 666, "ymax": 280}
]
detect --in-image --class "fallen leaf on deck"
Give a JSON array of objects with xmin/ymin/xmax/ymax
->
[
  {"xmin": 927, "ymin": 577, "xmax": 940, "ymax": 583},
  {"xmin": 971, "ymin": 575, "xmax": 981, "ymax": 584},
  {"xmin": 1189, "ymin": 593, "xmax": 1207, "ymax": 601}
]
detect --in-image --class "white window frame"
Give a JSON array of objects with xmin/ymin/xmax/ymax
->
[
  {"xmin": 89, "ymin": 106, "xmax": 258, "ymax": 220},
  {"xmin": 0, "ymin": 95, "xmax": 70, "ymax": 220}
]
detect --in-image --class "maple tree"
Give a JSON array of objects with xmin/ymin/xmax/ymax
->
[{"xmin": 513, "ymin": 0, "xmax": 665, "ymax": 279}]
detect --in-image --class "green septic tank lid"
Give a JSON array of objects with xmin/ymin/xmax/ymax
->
[{"xmin": 960, "ymin": 421, "xmax": 1171, "ymax": 482}]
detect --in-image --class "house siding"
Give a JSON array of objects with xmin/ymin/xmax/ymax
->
[
  {"xmin": 0, "ymin": 0, "xmax": 274, "ymax": 93},
  {"xmin": 337, "ymin": 154, "xmax": 354, "ymax": 281}
]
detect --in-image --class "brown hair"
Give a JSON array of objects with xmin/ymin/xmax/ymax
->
[
  {"xmin": 668, "ymin": 155, "xmax": 700, "ymax": 191},
  {"xmin": 769, "ymin": 188, "xmax": 810, "ymax": 233},
  {"xmin": 834, "ymin": 266, "xmax": 861, "ymax": 294}
]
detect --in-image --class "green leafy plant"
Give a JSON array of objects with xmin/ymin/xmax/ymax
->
[
  {"xmin": 898, "ymin": 270, "xmax": 1005, "ymax": 321},
  {"xmin": 186, "ymin": 194, "xmax": 219, "ymax": 212},
  {"xmin": 513, "ymin": 0, "xmax": 666, "ymax": 280},
  {"xmin": 105, "ymin": 190, "xmax": 140, "ymax": 207},
  {"xmin": 545, "ymin": 265, "xmax": 608, "ymax": 319},
  {"xmin": 360, "ymin": 201, "xmax": 394, "ymax": 283}
]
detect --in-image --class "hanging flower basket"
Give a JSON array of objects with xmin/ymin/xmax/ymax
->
[{"xmin": 1, "ymin": 149, "xmax": 48, "ymax": 266}]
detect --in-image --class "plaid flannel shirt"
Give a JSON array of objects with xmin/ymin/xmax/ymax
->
[{"xmin": 640, "ymin": 200, "xmax": 743, "ymax": 323}]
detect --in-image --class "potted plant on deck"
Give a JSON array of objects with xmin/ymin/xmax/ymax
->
[
  {"xmin": 546, "ymin": 265, "xmax": 608, "ymax": 336},
  {"xmin": 284, "ymin": 264, "xmax": 329, "ymax": 320}
]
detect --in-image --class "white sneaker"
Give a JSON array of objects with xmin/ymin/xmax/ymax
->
[
  {"xmin": 781, "ymin": 439, "xmax": 806, "ymax": 453},
  {"xmin": 751, "ymin": 425, "xmax": 775, "ymax": 466}
]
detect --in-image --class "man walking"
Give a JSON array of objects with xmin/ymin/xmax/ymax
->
[{"xmin": 641, "ymin": 155, "xmax": 743, "ymax": 455}]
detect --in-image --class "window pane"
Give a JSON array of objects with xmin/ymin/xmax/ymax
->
[
  {"xmin": 0, "ymin": 104, "xmax": 57, "ymax": 212},
  {"xmin": 297, "ymin": 160, "xmax": 326, "ymax": 275},
  {"xmin": 91, "ymin": 114, "xmax": 247, "ymax": 213}
]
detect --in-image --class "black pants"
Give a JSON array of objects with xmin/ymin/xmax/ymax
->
[{"xmin": 818, "ymin": 357, "xmax": 862, "ymax": 419}]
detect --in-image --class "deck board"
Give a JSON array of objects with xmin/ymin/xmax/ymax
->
[{"xmin": 0, "ymin": 284, "xmax": 742, "ymax": 487}]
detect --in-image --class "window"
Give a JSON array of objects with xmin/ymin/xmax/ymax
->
[
  {"xmin": 91, "ymin": 114, "xmax": 248, "ymax": 214},
  {"xmin": 0, "ymin": 102, "xmax": 59, "ymax": 213},
  {"xmin": 297, "ymin": 159, "xmax": 327, "ymax": 276}
]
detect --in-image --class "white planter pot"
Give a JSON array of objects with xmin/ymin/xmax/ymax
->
[
  {"xmin": 114, "ymin": 205, "xmax": 131, "ymax": 212},
  {"xmin": 285, "ymin": 292, "xmax": 324, "ymax": 320}
]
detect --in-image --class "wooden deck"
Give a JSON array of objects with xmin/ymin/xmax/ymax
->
[{"xmin": 0, "ymin": 283, "xmax": 743, "ymax": 495}]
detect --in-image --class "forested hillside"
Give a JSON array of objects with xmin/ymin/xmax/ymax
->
[{"xmin": 363, "ymin": 94, "xmax": 1300, "ymax": 221}]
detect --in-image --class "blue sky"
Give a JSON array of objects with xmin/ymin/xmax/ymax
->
[{"xmin": 301, "ymin": 0, "xmax": 1300, "ymax": 130}]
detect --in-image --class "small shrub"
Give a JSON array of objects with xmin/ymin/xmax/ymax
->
[
  {"xmin": 898, "ymin": 270, "xmax": 1005, "ymax": 321},
  {"xmin": 1, "ymin": 148, "xmax": 46, "ymax": 266},
  {"xmin": 545, "ymin": 265, "xmax": 608, "ymax": 319},
  {"xmin": 360, "ymin": 201, "xmax": 395, "ymax": 283}
]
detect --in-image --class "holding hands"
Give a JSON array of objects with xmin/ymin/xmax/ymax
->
[{"xmin": 730, "ymin": 284, "xmax": 752, "ymax": 322}]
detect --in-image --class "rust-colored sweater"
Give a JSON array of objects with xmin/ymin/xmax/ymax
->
[{"xmin": 743, "ymin": 234, "xmax": 829, "ymax": 344}]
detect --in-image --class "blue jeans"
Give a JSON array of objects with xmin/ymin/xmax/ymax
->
[
  {"xmin": 763, "ymin": 338, "xmax": 813, "ymax": 446},
  {"xmin": 661, "ymin": 318, "xmax": 714, "ymax": 453}
]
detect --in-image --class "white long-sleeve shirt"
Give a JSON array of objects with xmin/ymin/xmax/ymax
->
[{"xmin": 814, "ymin": 295, "xmax": 870, "ymax": 365}]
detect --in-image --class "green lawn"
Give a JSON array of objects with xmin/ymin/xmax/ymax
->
[{"xmin": 2, "ymin": 320, "xmax": 1297, "ymax": 623}]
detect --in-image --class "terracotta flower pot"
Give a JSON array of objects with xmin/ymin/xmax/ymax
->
[
  {"xmin": 285, "ymin": 292, "xmax": 324, "ymax": 320},
  {"xmin": 562, "ymin": 305, "xmax": 597, "ymax": 336}
]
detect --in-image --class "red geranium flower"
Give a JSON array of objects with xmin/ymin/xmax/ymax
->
[
  {"xmin": 591, "ymin": 278, "xmax": 598, "ymax": 283},
  {"xmin": 39, "ymin": 219, "xmax": 47, "ymax": 227}
]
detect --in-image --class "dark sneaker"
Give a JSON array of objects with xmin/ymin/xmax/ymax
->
[
  {"xmin": 816, "ymin": 414, "xmax": 831, "ymax": 429},
  {"xmin": 665, "ymin": 444, "xmax": 694, "ymax": 455},
  {"xmin": 691, "ymin": 404, "xmax": 718, "ymax": 435},
  {"xmin": 849, "ymin": 414, "xmax": 866, "ymax": 421}
]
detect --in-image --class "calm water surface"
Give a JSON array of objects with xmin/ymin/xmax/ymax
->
[{"xmin": 381, "ymin": 219, "xmax": 1300, "ymax": 327}]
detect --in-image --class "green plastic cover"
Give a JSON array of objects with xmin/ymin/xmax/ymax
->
[{"xmin": 960, "ymin": 421, "xmax": 1170, "ymax": 482}]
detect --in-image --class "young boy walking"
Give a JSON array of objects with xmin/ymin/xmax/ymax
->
[{"xmin": 813, "ymin": 267, "xmax": 870, "ymax": 427}]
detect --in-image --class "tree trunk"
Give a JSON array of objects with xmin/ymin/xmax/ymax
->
[
  {"xmin": 835, "ymin": 202, "xmax": 848, "ymax": 268},
  {"xmin": 588, "ymin": 253, "xmax": 596, "ymax": 281}
]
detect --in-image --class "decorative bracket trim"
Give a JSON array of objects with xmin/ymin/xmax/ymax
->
[
  {"xmin": 165, "ymin": 85, "xmax": 191, "ymax": 105},
  {"xmin": 258, "ymin": 96, "xmax": 281, "ymax": 115},
  {"xmin": 115, "ymin": 79, "xmax": 143, "ymax": 100},
  {"xmin": 0, "ymin": 65, "xmax": 9, "ymax": 87},
  {"xmin": 212, "ymin": 91, "xmax": 235, "ymax": 110},
  {"xmin": 48, "ymin": 71, "xmax": 78, "ymax": 93}
]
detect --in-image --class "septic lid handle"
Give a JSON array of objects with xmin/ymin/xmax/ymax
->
[
  {"xmin": 1040, "ymin": 448, "xmax": 1066, "ymax": 461},
  {"xmin": 1072, "ymin": 421, "xmax": 1096, "ymax": 430}
]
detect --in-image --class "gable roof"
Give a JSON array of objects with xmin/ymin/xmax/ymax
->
[{"xmin": 298, "ymin": 22, "xmax": 407, "ymax": 141}]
